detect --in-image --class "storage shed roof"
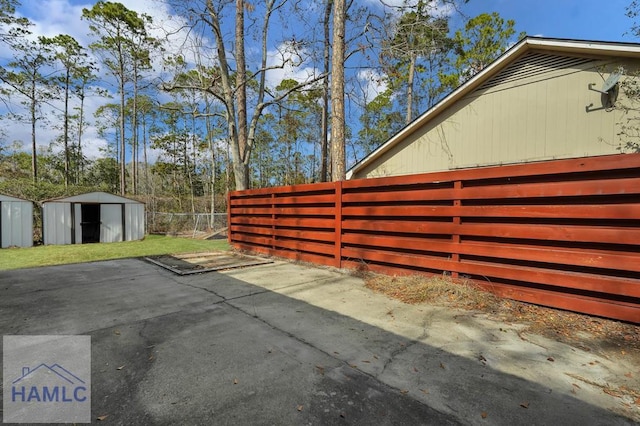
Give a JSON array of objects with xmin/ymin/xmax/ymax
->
[
  {"xmin": 0, "ymin": 193, "xmax": 31, "ymax": 202},
  {"xmin": 43, "ymin": 191, "xmax": 143, "ymax": 204}
]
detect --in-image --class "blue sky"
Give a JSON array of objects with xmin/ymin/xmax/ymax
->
[
  {"xmin": 3, "ymin": 0, "xmax": 639, "ymax": 162},
  {"xmin": 457, "ymin": 0, "xmax": 636, "ymax": 42}
]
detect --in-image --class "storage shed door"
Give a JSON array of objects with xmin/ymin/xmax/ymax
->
[{"xmin": 100, "ymin": 204, "xmax": 123, "ymax": 243}]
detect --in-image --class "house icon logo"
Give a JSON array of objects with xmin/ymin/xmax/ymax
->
[
  {"xmin": 3, "ymin": 335, "xmax": 91, "ymax": 423},
  {"xmin": 11, "ymin": 363, "xmax": 88, "ymax": 403}
]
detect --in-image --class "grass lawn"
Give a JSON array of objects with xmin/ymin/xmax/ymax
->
[{"xmin": 0, "ymin": 234, "xmax": 230, "ymax": 271}]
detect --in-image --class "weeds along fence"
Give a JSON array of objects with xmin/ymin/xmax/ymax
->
[{"xmin": 228, "ymin": 153, "xmax": 640, "ymax": 323}]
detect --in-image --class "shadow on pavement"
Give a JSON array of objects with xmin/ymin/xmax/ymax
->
[{"xmin": 0, "ymin": 258, "xmax": 635, "ymax": 425}]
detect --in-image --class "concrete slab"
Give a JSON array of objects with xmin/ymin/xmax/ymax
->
[
  {"xmin": 145, "ymin": 252, "xmax": 272, "ymax": 275},
  {"xmin": 0, "ymin": 258, "xmax": 637, "ymax": 424}
]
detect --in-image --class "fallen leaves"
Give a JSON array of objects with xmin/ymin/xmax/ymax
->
[
  {"xmin": 97, "ymin": 415, "xmax": 108, "ymax": 421},
  {"xmin": 116, "ymin": 365, "xmax": 125, "ymax": 370},
  {"xmin": 481, "ymin": 411, "xmax": 488, "ymax": 419},
  {"xmin": 364, "ymin": 273, "xmax": 640, "ymax": 359},
  {"xmin": 520, "ymin": 402, "xmax": 529, "ymax": 409},
  {"xmin": 297, "ymin": 405, "xmax": 303, "ymax": 411}
]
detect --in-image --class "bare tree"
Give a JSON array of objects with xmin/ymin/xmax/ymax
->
[
  {"xmin": 330, "ymin": 0, "xmax": 346, "ymax": 181},
  {"xmin": 164, "ymin": 0, "xmax": 326, "ymax": 190}
]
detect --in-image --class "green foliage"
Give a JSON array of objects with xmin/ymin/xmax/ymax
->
[
  {"xmin": 250, "ymin": 79, "xmax": 323, "ymax": 186},
  {"xmin": 0, "ymin": 0, "xmax": 30, "ymax": 43},
  {"xmin": 440, "ymin": 12, "xmax": 524, "ymax": 91},
  {"xmin": 627, "ymin": 0, "xmax": 640, "ymax": 38},
  {"xmin": 85, "ymin": 157, "xmax": 120, "ymax": 193},
  {"xmin": 357, "ymin": 88, "xmax": 404, "ymax": 154},
  {"xmin": 380, "ymin": 1, "xmax": 453, "ymax": 114},
  {"xmin": 615, "ymin": 3, "xmax": 640, "ymax": 153},
  {"xmin": 0, "ymin": 177, "xmax": 102, "ymax": 202}
]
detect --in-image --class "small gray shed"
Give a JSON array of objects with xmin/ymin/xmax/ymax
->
[
  {"xmin": 43, "ymin": 192, "xmax": 145, "ymax": 245},
  {"xmin": 0, "ymin": 193, "xmax": 33, "ymax": 248}
]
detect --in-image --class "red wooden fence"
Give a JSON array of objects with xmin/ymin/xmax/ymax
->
[{"xmin": 228, "ymin": 153, "xmax": 640, "ymax": 323}]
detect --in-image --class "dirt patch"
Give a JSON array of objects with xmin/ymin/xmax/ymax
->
[{"xmin": 364, "ymin": 274, "xmax": 640, "ymax": 359}]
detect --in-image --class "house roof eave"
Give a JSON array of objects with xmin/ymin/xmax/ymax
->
[{"xmin": 347, "ymin": 36, "xmax": 640, "ymax": 179}]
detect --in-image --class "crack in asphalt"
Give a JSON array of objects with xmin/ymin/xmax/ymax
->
[{"xmin": 115, "ymin": 267, "xmax": 449, "ymax": 418}]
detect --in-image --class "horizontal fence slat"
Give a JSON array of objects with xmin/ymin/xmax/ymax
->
[
  {"xmin": 274, "ymin": 238, "xmax": 335, "ymax": 256},
  {"xmin": 456, "ymin": 260, "xmax": 640, "ymax": 298},
  {"xmin": 343, "ymin": 187, "xmax": 455, "ymax": 203},
  {"xmin": 233, "ymin": 242, "xmax": 336, "ymax": 267},
  {"xmin": 459, "ymin": 241, "xmax": 640, "ymax": 273},
  {"xmin": 230, "ymin": 225, "xmax": 274, "ymax": 236},
  {"xmin": 272, "ymin": 194, "xmax": 336, "ymax": 205},
  {"xmin": 231, "ymin": 217, "xmax": 336, "ymax": 229},
  {"xmin": 460, "ymin": 223, "xmax": 640, "ymax": 245},
  {"xmin": 230, "ymin": 153, "xmax": 640, "ymax": 323},
  {"xmin": 230, "ymin": 206, "xmax": 336, "ymax": 216},
  {"xmin": 458, "ymin": 204, "xmax": 640, "ymax": 219},
  {"xmin": 230, "ymin": 193, "xmax": 336, "ymax": 206},
  {"xmin": 342, "ymin": 246, "xmax": 455, "ymax": 271},
  {"xmin": 343, "ymin": 220, "xmax": 455, "ymax": 235},
  {"xmin": 231, "ymin": 181, "xmax": 336, "ymax": 197},
  {"xmin": 273, "ymin": 228, "xmax": 335, "ymax": 242},
  {"xmin": 231, "ymin": 233, "xmax": 272, "ymax": 247},
  {"xmin": 475, "ymin": 281, "xmax": 640, "ymax": 324},
  {"xmin": 461, "ymin": 177, "xmax": 640, "ymax": 199},
  {"xmin": 341, "ymin": 234, "xmax": 640, "ymax": 272},
  {"xmin": 342, "ymin": 204, "xmax": 640, "ymax": 219},
  {"xmin": 342, "ymin": 234, "xmax": 454, "ymax": 253}
]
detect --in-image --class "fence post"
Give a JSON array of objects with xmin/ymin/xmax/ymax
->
[
  {"xmin": 227, "ymin": 191, "xmax": 232, "ymax": 244},
  {"xmin": 335, "ymin": 181, "xmax": 343, "ymax": 269},
  {"xmin": 271, "ymin": 192, "xmax": 276, "ymax": 253},
  {"xmin": 452, "ymin": 180, "xmax": 462, "ymax": 278}
]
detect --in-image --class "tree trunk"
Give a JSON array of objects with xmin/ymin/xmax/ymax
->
[
  {"xmin": 205, "ymin": 0, "xmax": 244, "ymax": 190},
  {"xmin": 235, "ymin": 0, "xmax": 249, "ymax": 190},
  {"xmin": 330, "ymin": 0, "xmax": 346, "ymax": 181},
  {"xmin": 131, "ymin": 65, "xmax": 139, "ymax": 195},
  {"xmin": 143, "ymin": 114, "xmax": 149, "ymax": 194},
  {"xmin": 77, "ymin": 88, "xmax": 85, "ymax": 184},
  {"xmin": 320, "ymin": 0, "xmax": 332, "ymax": 182},
  {"xmin": 63, "ymin": 69, "xmax": 70, "ymax": 188},
  {"xmin": 119, "ymin": 68, "xmax": 126, "ymax": 195},
  {"xmin": 29, "ymin": 73, "xmax": 38, "ymax": 183},
  {"xmin": 406, "ymin": 53, "xmax": 416, "ymax": 124}
]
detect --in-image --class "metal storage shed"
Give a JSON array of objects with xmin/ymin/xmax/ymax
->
[
  {"xmin": 0, "ymin": 193, "xmax": 33, "ymax": 248},
  {"xmin": 42, "ymin": 192, "xmax": 145, "ymax": 245}
]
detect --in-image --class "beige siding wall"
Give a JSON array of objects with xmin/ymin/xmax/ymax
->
[{"xmin": 356, "ymin": 54, "xmax": 640, "ymax": 179}]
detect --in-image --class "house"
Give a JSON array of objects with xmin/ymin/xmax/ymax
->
[
  {"xmin": 0, "ymin": 193, "xmax": 33, "ymax": 248},
  {"xmin": 347, "ymin": 37, "xmax": 640, "ymax": 179},
  {"xmin": 42, "ymin": 192, "xmax": 145, "ymax": 245}
]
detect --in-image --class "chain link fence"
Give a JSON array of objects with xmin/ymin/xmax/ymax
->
[{"xmin": 147, "ymin": 212, "xmax": 228, "ymax": 239}]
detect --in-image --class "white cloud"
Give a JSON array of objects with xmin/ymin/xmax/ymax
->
[
  {"xmin": 356, "ymin": 69, "xmax": 388, "ymax": 102},
  {"xmin": 265, "ymin": 42, "xmax": 319, "ymax": 89},
  {"xmin": 362, "ymin": 0, "xmax": 457, "ymax": 18},
  {"xmin": 0, "ymin": 0, "xmax": 191, "ymax": 162}
]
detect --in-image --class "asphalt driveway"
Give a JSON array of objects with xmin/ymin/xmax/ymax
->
[{"xmin": 0, "ymin": 258, "xmax": 637, "ymax": 424}]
